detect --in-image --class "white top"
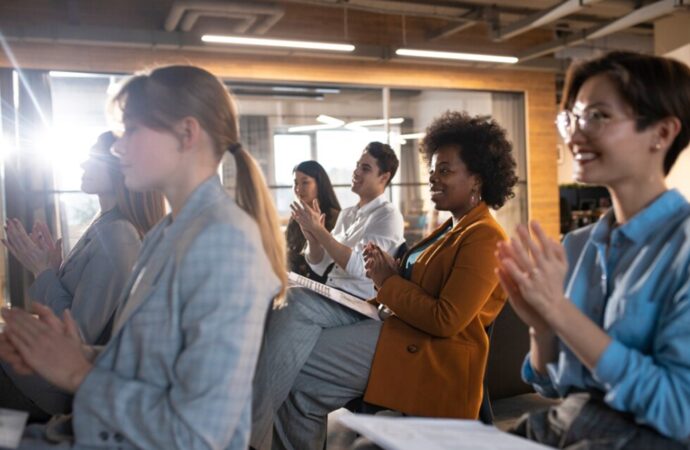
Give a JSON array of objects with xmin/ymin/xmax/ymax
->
[{"xmin": 306, "ymin": 192, "xmax": 405, "ymax": 299}]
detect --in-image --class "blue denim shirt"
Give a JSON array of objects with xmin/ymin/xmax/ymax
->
[{"xmin": 523, "ymin": 189, "xmax": 690, "ymax": 441}]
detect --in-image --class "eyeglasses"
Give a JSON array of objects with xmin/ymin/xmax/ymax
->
[{"xmin": 555, "ymin": 109, "xmax": 638, "ymax": 141}]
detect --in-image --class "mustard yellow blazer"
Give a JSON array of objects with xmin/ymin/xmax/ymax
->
[{"xmin": 364, "ymin": 203, "xmax": 507, "ymax": 418}]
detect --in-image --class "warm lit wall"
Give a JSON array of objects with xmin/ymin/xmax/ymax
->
[
  {"xmin": 656, "ymin": 13, "xmax": 690, "ymax": 200},
  {"xmin": 0, "ymin": 43, "xmax": 559, "ymax": 236}
]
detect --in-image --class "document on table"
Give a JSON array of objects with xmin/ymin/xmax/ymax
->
[
  {"xmin": 287, "ymin": 272, "xmax": 380, "ymax": 321},
  {"xmin": 337, "ymin": 413, "xmax": 552, "ymax": 450}
]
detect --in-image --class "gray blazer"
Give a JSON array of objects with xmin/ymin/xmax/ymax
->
[
  {"xmin": 36, "ymin": 176, "xmax": 278, "ymax": 450},
  {"xmin": 2, "ymin": 208, "xmax": 142, "ymax": 415},
  {"xmin": 29, "ymin": 207, "xmax": 142, "ymax": 344}
]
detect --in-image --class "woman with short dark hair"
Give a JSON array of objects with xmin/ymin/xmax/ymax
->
[{"xmin": 497, "ymin": 51, "xmax": 690, "ymax": 448}]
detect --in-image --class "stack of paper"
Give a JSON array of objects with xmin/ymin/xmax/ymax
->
[{"xmin": 336, "ymin": 413, "xmax": 552, "ymax": 450}]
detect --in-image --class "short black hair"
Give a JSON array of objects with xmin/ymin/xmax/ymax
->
[
  {"xmin": 364, "ymin": 141, "xmax": 399, "ymax": 186},
  {"xmin": 421, "ymin": 111, "xmax": 518, "ymax": 210},
  {"xmin": 562, "ymin": 51, "xmax": 690, "ymax": 175}
]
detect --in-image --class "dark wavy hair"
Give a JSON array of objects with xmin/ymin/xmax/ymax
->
[
  {"xmin": 293, "ymin": 160, "xmax": 341, "ymax": 213},
  {"xmin": 364, "ymin": 141, "xmax": 399, "ymax": 186},
  {"xmin": 561, "ymin": 51, "xmax": 690, "ymax": 175},
  {"xmin": 421, "ymin": 111, "xmax": 518, "ymax": 209}
]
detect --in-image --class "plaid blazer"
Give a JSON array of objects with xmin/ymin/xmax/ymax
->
[{"xmin": 67, "ymin": 176, "xmax": 279, "ymax": 449}]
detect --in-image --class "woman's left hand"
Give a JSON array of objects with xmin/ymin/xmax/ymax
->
[
  {"xmin": 2, "ymin": 219, "xmax": 53, "ymax": 277},
  {"xmin": 498, "ymin": 221, "xmax": 570, "ymax": 327},
  {"xmin": 1, "ymin": 304, "xmax": 92, "ymax": 393},
  {"xmin": 364, "ymin": 243, "xmax": 398, "ymax": 288}
]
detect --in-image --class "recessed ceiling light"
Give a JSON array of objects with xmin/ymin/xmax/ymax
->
[
  {"xmin": 202, "ymin": 35, "xmax": 355, "ymax": 52},
  {"xmin": 396, "ymin": 48, "xmax": 518, "ymax": 64}
]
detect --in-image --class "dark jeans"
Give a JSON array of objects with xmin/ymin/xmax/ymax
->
[
  {"xmin": 510, "ymin": 392, "xmax": 690, "ymax": 450},
  {"xmin": 0, "ymin": 366, "xmax": 50, "ymax": 423}
]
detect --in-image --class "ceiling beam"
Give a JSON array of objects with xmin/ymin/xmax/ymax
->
[
  {"xmin": 493, "ymin": 0, "xmax": 605, "ymax": 42},
  {"xmin": 517, "ymin": 0, "xmax": 687, "ymax": 62}
]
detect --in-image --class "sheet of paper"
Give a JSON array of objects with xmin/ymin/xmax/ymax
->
[
  {"xmin": 287, "ymin": 272, "xmax": 380, "ymax": 321},
  {"xmin": 337, "ymin": 413, "xmax": 552, "ymax": 450},
  {"xmin": 0, "ymin": 408, "xmax": 29, "ymax": 449}
]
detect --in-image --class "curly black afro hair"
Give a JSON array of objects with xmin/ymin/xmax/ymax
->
[{"xmin": 421, "ymin": 111, "xmax": 518, "ymax": 210}]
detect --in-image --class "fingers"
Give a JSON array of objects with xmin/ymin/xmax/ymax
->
[
  {"xmin": 530, "ymin": 221, "xmax": 566, "ymax": 264},
  {"xmin": 517, "ymin": 225, "xmax": 545, "ymax": 269},
  {"xmin": 62, "ymin": 310, "xmax": 82, "ymax": 342},
  {"xmin": 495, "ymin": 266, "xmax": 521, "ymax": 300},
  {"xmin": 0, "ymin": 334, "xmax": 33, "ymax": 375},
  {"xmin": 312, "ymin": 199, "xmax": 321, "ymax": 215},
  {"xmin": 31, "ymin": 303, "xmax": 63, "ymax": 333}
]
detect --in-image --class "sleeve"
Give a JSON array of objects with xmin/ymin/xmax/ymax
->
[
  {"xmin": 306, "ymin": 213, "xmax": 345, "ymax": 276},
  {"xmin": 344, "ymin": 207, "xmax": 404, "ymax": 279},
  {"xmin": 69, "ymin": 223, "xmax": 141, "ymax": 344},
  {"xmin": 376, "ymin": 225, "xmax": 502, "ymax": 338},
  {"xmin": 521, "ymin": 354, "xmax": 560, "ymax": 398},
  {"xmin": 27, "ymin": 224, "xmax": 140, "ymax": 345},
  {"xmin": 591, "ymin": 281, "xmax": 690, "ymax": 441},
  {"xmin": 72, "ymin": 223, "xmax": 273, "ymax": 450}
]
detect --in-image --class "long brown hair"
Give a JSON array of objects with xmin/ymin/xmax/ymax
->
[
  {"xmin": 91, "ymin": 131, "xmax": 165, "ymax": 236},
  {"xmin": 110, "ymin": 66, "xmax": 287, "ymax": 304}
]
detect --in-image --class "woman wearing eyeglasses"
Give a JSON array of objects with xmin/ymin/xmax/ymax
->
[{"xmin": 497, "ymin": 52, "xmax": 690, "ymax": 448}]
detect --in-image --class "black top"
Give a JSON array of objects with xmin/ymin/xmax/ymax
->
[{"xmin": 286, "ymin": 207, "xmax": 340, "ymax": 283}]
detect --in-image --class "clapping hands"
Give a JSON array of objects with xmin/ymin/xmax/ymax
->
[
  {"xmin": 363, "ymin": 243, "xmax": 399, "ymax": 288},
  {"xmin": 290, "ymin": 199, "xmax": 325, "ymax": 241},
  {"xmin": 2, "ymin": 219, "xmax": 62, "ymax": 277},
  {"xmin": 0, "ymin": 303, "xmax": 91, "ymax": 393},
  {"xmin": 495, "ymin": 221, "xmax": 568, "ymax": 334}
]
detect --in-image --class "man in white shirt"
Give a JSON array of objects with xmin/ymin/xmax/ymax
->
[{"xmin": 290, "ymin": 141, "xmax": 405, "ymax": 299}]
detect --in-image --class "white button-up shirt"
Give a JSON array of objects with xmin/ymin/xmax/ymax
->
[{"xmin": 306, "ymin": 193, "xmax": 405, "ymax": 299}]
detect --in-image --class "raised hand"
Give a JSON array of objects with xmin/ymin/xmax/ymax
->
[
  {"xmin": 31, "ymin": 221, "xmax": 62, "ymax": 271},
  {"xmin": 290, "ymin": 199, "xmax": 325, "ymax": 238},
  {"xmin": 2, "ymin": 219, "xmax": 54, "ymax": 276},
  {"xmin": 496, "ymin": 221, "xmax": 568, "ymax": 331}
]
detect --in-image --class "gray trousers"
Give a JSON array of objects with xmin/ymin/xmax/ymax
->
[
  {"xmin": 251, "ymin": 287, "xmax": 382, "ymax": 450},
  {"xmin": 510, "ymin": 392, "xmax": 690, "ymax": 450}
]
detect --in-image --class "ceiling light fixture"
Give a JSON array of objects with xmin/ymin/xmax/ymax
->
[
  {"xmin": 395, "ymin": 48, "xmax": 518, "ymax": 64},
  {"xmin": 202, "ymin": 35, "xmax": 355, "ymax": 52},
  {"xmin": 347, "ymin": 118, "xmax": 405, "ymax": 127},
  {"xmin": 316, "ymin": 115, "xmax": 345, "ymax": 126},
  {"xmin": 399, "ymin": 132, "xmax": 426, "ymax": 140}
]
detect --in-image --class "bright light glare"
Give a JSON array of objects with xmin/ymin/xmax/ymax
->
[
  {"xmin": 400, "ymin": 132, "xmax": 426, "ymax": 140},
  {"xmin": 202, "ymin": 35, "xmax": 355, "ymax": 52},
  {"xmin": 347, "ymin": 118, "xmax": 405, "ymax": 127},
  {"xmin": 36, "ymin": 127, "xmax": 104, "ymax": 191},
  {"xmin": 0, "ymin": 135, "xmax": 14, "ymax": 161},
  {"xmin": 395, "ymin": 48, "xmax": 518, "ymax": 64}
]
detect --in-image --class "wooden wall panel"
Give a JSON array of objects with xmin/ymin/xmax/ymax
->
[{"xmin": 0, "ymin": 42, "xmax": 559, "ymax": 236}]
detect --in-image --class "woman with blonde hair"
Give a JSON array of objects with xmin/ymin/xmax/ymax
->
[
  {"xmin": 1, "ymin": 130, "xmax": 165, "ymax": 421},
  {"xmin": 0, "ymin": 65, "xmax": 286, "ymax": 449}
]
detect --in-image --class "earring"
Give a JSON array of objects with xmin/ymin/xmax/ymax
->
[{"xmin": 655, "ymin": 143, "xmax": 662, "ymax": 151}]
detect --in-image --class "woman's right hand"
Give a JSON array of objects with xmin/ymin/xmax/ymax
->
[
  {"xmin": 496, "ymin": 240, "xmax": 552, "ymax": 335},
  {"xmin": 30, "ymin": 221, "xmax": 62, "ymax": 271},
  {"xmin": 2, "ymin": 219, "xmax": 54, "ymax": 277}
]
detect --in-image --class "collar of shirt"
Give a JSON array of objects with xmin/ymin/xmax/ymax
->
[
  {"xmin": 354, "ymin": 192, "xmax": 388, "ymax": 218},
  {"xmin": 591, "ymin": 189, "xmax": 688, "ymax": 249}
]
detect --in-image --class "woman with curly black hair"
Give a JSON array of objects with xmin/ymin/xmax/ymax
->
[{"xmin": 250, "ymin": 111, "xmax": 518, "ymax": 450}]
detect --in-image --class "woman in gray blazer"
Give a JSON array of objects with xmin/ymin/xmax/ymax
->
[
  {"xmin": 0, "ymin": 65, "xmax": 287, "ymax": 450},
  {"xmin": 0, "ymin": 131, "xmax": 165, "ymax": 420}
]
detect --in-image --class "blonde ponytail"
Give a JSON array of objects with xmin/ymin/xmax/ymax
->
[{"xmin": 232, "ymin": 147, "xmax": 287, "ymax": 307}]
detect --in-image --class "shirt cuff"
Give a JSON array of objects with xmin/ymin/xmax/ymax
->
[
  {"xmin": 592, "ymin": 339, "xmax": 628, "ymax": 387},
  {"xmin": 305, "ymin": 251, "xmax": 332, "ymax": 276},
  {"xmin": 521, "ymin": 353, "xmax": 552, "ymax": 387}
]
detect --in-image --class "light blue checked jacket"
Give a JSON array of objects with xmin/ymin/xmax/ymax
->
[{"xmin": 41, "ymin": 176, "xmax": 279, "ymax": 450}]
